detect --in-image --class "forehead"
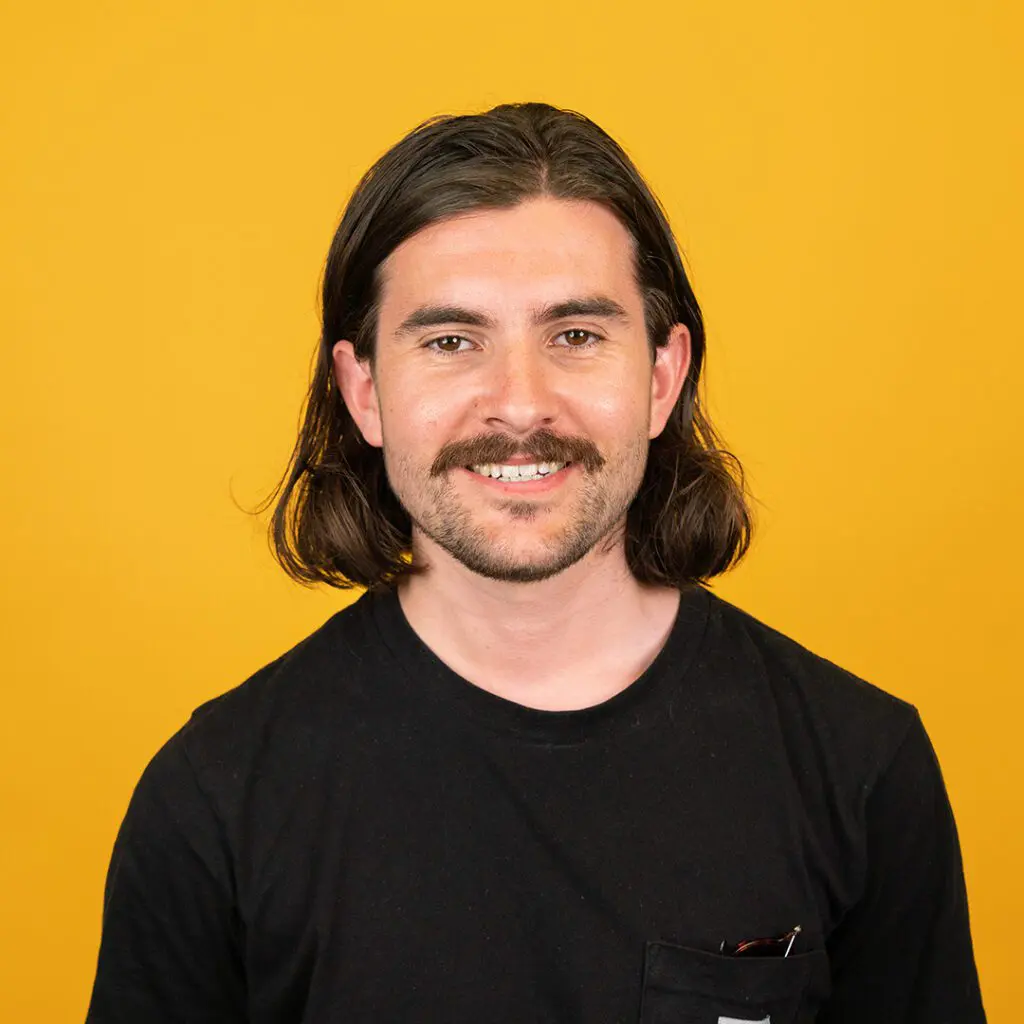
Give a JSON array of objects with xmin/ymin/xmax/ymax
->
[{"xmin": 376, "ymin": 197, "xmax": 641, "ymax": 315}]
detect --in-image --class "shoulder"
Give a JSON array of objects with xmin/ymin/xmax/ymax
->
[
  {"xmin": 116, "ymin": 591, "xmax": 409, "ymax": 894},
  {"xmin": 702, "ymin": 589, "xmax": 920, "ymax": 793},
  {"xmin": 194, "ymin": 592, "xmax": 374, "ymax": 714},
  {"xmin": 156, "ymin": 591, "xmax": 394, "ymax": 797}
]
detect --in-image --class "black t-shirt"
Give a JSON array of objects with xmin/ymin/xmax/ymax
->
[{"xmin": 85, "ymin": 584, "xmax": 985, "ymax": 1023}]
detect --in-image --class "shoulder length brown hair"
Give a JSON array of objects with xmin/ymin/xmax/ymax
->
[{"xmin": 263, "ymin": 102, "xmax": 754, "ymax": 590}]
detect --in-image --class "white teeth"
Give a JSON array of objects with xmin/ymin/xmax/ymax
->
[{"xmin": 469, "ymin": 461, "xmax": 568, "ymax": 482}]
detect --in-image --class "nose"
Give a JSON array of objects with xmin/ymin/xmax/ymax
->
[{"xmin": 481, "ymin": 342, "xmax": 558, "ymax": 435}]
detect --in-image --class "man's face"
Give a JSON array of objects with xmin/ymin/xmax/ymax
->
[{"xmin": 334, "ymin": 196, "xmax": 688, "ymax": 583}]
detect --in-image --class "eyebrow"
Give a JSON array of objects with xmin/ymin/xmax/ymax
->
[{"xmin": 393, "ymin": 296, "xmax": 632, "ymax": 337}]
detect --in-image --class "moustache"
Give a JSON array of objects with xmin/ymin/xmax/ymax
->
[{"xmin": 430, "ymin": 428, "xmax": 605, "ymax": 477}]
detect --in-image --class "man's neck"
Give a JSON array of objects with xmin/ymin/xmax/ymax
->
[{"xmin": 396, "ymin": 535, "xmax": 682, "ymax": 712}]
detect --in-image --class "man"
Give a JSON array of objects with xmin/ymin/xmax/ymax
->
[{"xmin": 86, "ymin": 103, "xmax": 985, "ymax": 1022}]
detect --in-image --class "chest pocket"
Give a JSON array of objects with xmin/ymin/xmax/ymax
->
[{"xmin": 639, "ymin": 941, "xmax": 830, "ymax": 1024}]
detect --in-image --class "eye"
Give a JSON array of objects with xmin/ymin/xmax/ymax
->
[
  {"xmin": 426, "ymin": 335, "xmax": 474, "ymax": 356},
  {"xmin": 553, "ymin": 328, "xmax": 601, "ymax": 349}
]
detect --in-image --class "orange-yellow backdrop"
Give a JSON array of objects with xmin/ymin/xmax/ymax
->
[{"xmin": 2, "ymin": 0, "xmax": 1019, "ymax": 1019}]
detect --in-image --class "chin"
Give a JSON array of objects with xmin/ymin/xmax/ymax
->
[
  {"xmin": 449, "ymin": 535, "xmax": 597, "ymax": 584},
  {"xmin": 460, "ymin": 556, "xmax": 582, "ymax": 585}
]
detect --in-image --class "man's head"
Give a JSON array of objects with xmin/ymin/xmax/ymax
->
[{"xmin": 269, "ymin": 102, "xmax": 752, "ymax": 589}]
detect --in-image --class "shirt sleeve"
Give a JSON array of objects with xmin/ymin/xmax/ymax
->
[
  {"xmin": 818, "ymin": 709, "xmax": 986, "ymax": 1023},
  {"xmin": 85, "ymin": 733, "xmax": 247, "ymax": 1023}
]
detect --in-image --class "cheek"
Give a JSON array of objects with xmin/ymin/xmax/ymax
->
[
  {"xmin": 582, "ymin": 374, "xmax": 652, "ymax": 436},
  {"xmin": 379, "ymin": 383, "xmax": 450, "ymax": 454}
]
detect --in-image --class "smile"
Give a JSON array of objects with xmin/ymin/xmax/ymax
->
[{"xmin": 468, "ymin": 461, "xmax": 569, "ymax": 483}]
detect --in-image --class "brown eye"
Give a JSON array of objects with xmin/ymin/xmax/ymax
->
[
  {"xmin": 427, "ymin": 335, "xmax": 471, "ymax": 354},
  {"xmin": 555, "ymin": 329, "xmax": 600, "ymax": 348}
]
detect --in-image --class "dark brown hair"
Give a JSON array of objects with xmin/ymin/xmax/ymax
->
[{"xmin": 262, "ymin": 102, "xmax": 754, "ymax": 589}]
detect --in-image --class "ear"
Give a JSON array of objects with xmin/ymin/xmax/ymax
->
[
  {"xmin": 332, "ymin": 340, "xmax": 383, "ymax": 448},
  {"xmin": 649, "ymin": 324, "xmax": 692, "ymax": 438}
]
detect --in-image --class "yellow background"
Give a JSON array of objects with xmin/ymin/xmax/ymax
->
[{"xmin": 2, "ymin": 0, "xmax": 1019, "ymax": 1018}]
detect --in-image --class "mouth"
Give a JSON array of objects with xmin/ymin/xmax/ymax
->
[
  {"xmin": 458, "ymin": 460, "xmax": 576, "ymax": 495},
  {"xmin": 466, "ymin": 461, "xmax": 570, "ymax": 483}
]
